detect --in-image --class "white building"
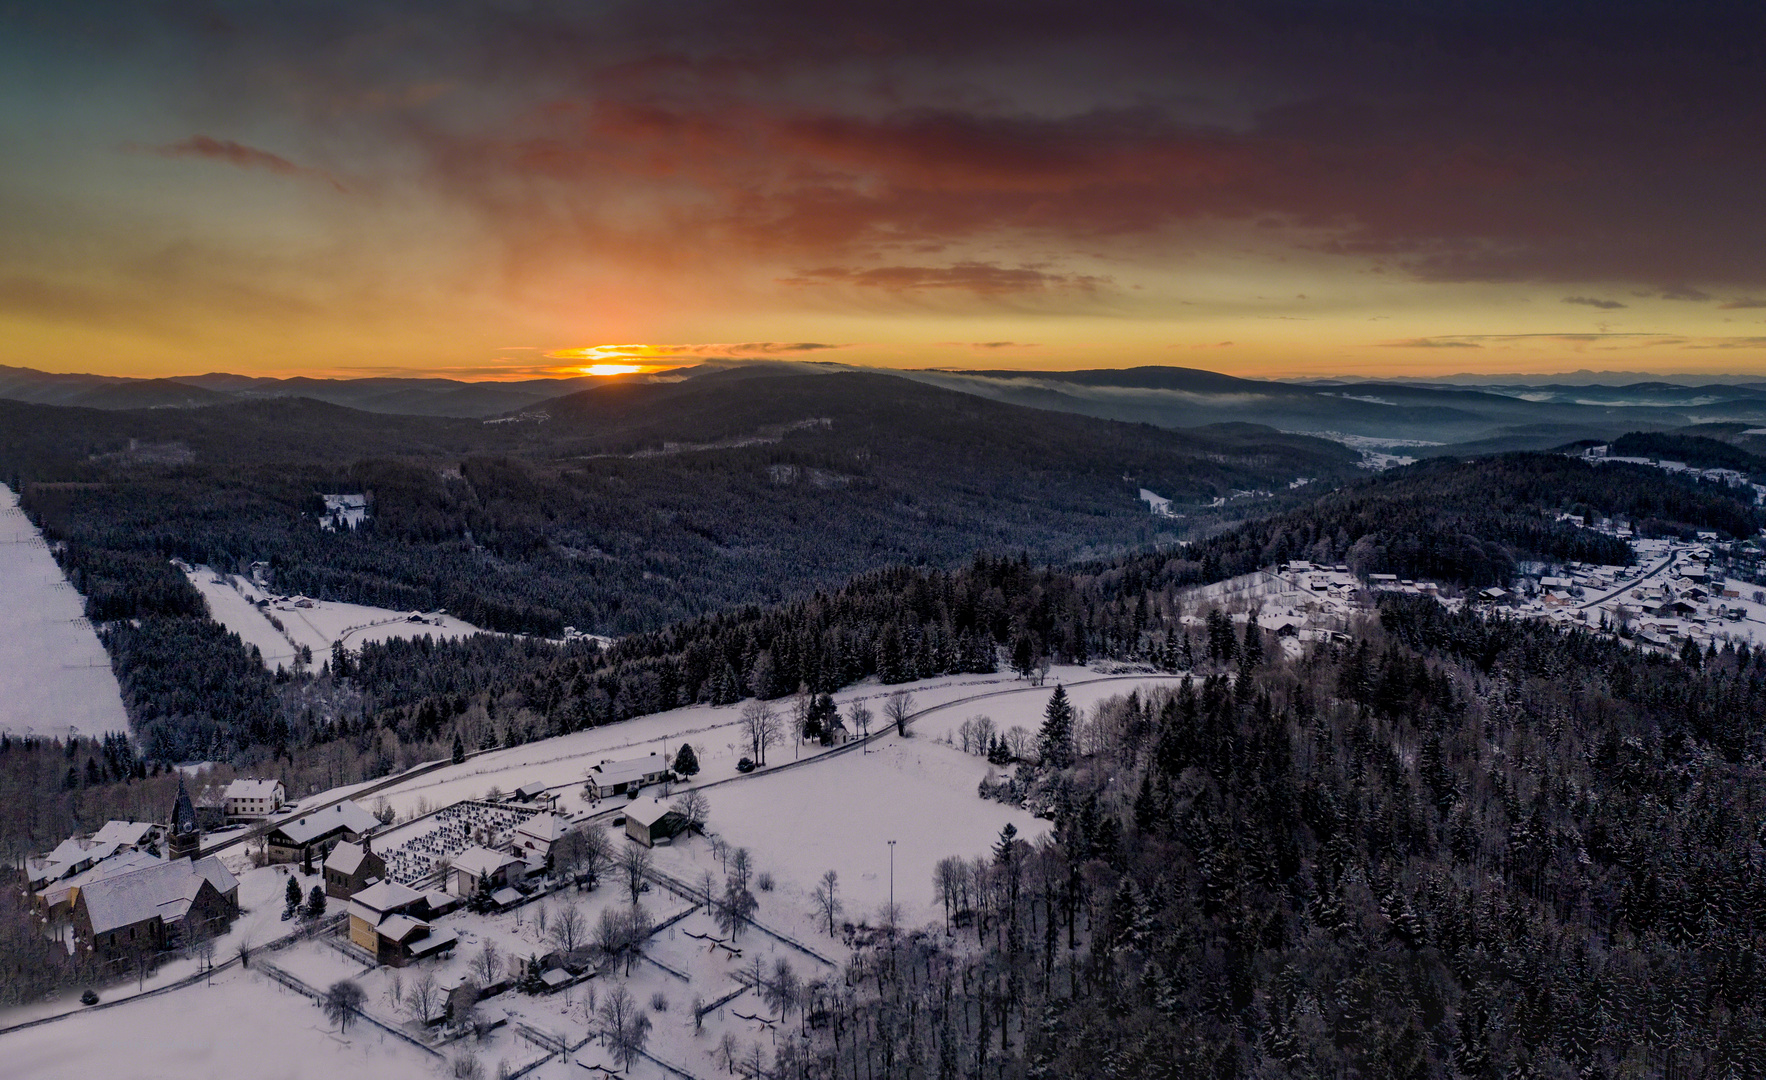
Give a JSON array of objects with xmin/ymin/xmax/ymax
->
[
  {"xmin": 584, "ymin": 754, "xmax": 671, "ymax": 801},
  {"xmin": 223, "ymin": 778, "xmax": 285, "ymax": 821}
]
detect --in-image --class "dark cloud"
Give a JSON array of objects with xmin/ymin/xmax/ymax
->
[
  {"xmin": 1719, "ymin": 297, "xmax": 1766, "ymax": 310},
  {"xmin": 1563, "ymin": 297, "xmax": 1628, "ymax": 310},
  {"xmin": 24, "ymin": 2, "xmax": 1766, "ymax": 288},
  {"xmin": 145, "ymin": 136, "xmax": 347, "ymax": 192},
  {"xmin": 1381, "ymin": 338, "xmax": 1483, "ymax": 348},
  {"xmin": 1660, "ymin": 287, "xmax": 1713, "ymax": 302},
  {"xmin": 781, "ymin": 263, "xmax": 1108, "ymax": 294}
]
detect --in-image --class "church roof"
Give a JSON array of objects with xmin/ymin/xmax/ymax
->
[
  {"xmin": 79, "ymin": 857, "xmax": 225, "ymax": 936},
  {"xmin": 171, "ymin": 777, "xmax": 198, "ymax": 836}
]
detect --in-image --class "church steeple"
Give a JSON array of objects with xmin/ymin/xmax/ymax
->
[{"xmin": 168, "ymin": 774, "xmax": 200, "ymax": 860}]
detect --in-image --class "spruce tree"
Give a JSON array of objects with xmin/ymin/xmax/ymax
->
[
  {"xmin": 451, "ymin": 733, "xmax": 465, "ymax": 764},
  {"xmin": 1037, "ymin": 685, "xmax": 1075, "ymax": 768},
  {"xmin": 672, "ymin": 742, "xmax": 700, "ymax": 777}
]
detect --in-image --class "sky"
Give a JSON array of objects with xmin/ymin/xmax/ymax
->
[{"xmin": 3, "ymin": 0, "xmax": 1765, "ymax": 382}]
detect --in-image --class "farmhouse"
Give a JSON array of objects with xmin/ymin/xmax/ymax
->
[
  {"xmin": 265, "ymin": 800, "xmax": 382, "ymax": 868},
  {"xmin": 71, "ymin": 856, "xmax": 239, "ymax": 962},
  {"xmin": 585, "ymin": 753, "xmax": 670, "ymax": 800},
  {"xmin": 323, "ymin": 838, "xmax": 386, "ymax": 899},
  {"xmin": 624, "ymin": 799, "xmax": 686, "ymax": 848},
  {"xmin": 223, "ymin": 778, "xmax": 285, "ymax": 821},
  {"xmin": 347, "ymin": 880, "xmax": 456, "ymax": 967}
]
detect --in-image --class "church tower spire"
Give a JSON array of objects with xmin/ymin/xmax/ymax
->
[{"xmin": 168, "ymin": 774, "xmax": 201, "ymax": 860}]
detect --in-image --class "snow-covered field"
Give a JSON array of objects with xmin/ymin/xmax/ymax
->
[
  {"xmin": 183, "ymin": 566, "xmax": 487, "ymax": 670},
  {"xmin": 0, "ymin": 484, "xmax": 128, "ymax": 739},
  {"xmin": 0, "ymin": 963, "xmax": 440, "ymax": 1080},
  {"xmin": 368, "ymin": 667, "xmax": 1186, "ymax": 825}
]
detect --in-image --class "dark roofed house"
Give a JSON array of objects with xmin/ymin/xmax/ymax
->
[
  {"xmin": 265, "ymin": 800, "xmax": 382, "ymax": 870},
  {"xmin": 324, "ymin": 837, "xmax": 387, "ymax": 899}
]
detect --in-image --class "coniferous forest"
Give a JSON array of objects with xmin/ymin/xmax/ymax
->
[{"xmin": 6, "ymin": 387, "xmax": 1766, "ymax": 1072}]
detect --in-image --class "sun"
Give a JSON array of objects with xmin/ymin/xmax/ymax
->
[{"xmin": 581, "ymin": 363, "xmax": 643, "ymax": 376}]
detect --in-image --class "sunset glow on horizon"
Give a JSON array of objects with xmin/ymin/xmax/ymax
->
[{"xmin": 2, "ymin": 4, "xmax": 1762, "ymax": 383}]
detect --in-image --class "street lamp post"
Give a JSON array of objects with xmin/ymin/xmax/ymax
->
[{"xmin": 888, "ymin": 839, "xmax": 897, "ymax": 929}]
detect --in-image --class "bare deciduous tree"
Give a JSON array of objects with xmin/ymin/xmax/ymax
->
[
  {"xmin": 740, "ymin": 700, "xmax": 779, "ymax": 765},
  {"xmin": 671, "ymin": 789, "xmax": 710, "ymax": 835},
  {"xmin": 473, "ymin": 941, "xmax": 501, "ymax": 988},
  {"xmin": 618, "ymin": 842, "xmax": 653, "ymax": 905},
  {"xmin": 550, "ymin": 902, "xmax": 587, "ymax": 957},
  {"xmin": 885, "ymin": 690, "xmax": 915, "ymax": 737},
  {"xmin": 812, "ymin": 869, "xmax": 842, "ymax": 936},
  {"xmin": 407, "ymin": 971, "xmax": 439, "ymax": 1024},
  {"xmin": 324, "ymin": 979, "xmax": 365, "ymax": 1032}
]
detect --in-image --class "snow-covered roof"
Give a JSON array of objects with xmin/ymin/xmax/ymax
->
[
  {"xmin": 624, "ymin": 798, "xmax": 676, "ymax": 828},
  {"xmin": 407, "ymin": 928, "xmax": 457, "ymax": 957},
  {"xmin": 491, "ymin": 887, "xmax": 523, "ymax": 907},
  {"xmin": 451, "ymin": 845, "xmax": 521, "ymax": 879},
  {"xmin": 90, "ymin": 821, "xmax": 154, "ymax": 847},
  {"xmin": 590, "ymin": 755, "xmax": 667, "ymax": 787},
  {"xmin": 324, "ymin": 840, "xmax": 375, "ymax": 876},
  {"xmin": 349, "ymin": 879, "xmax": 424, "ymax": 919},
  {"xmin": 377, "ymin": 913, "xmax": 430, "ymax": 943},
  {"xmin": 79, "ymin": 858, "xmax": 222, "ymax": 936},
  {"xmin": 193, "ymin": 855, "xmax": 237, "ymax": 898},
  {"xmin": 270, "ymin": 801, "xmax": 381, "ymax": 845},
  {"xmin": 515, "ymin": 813, "xmax": 567, "ymax": 844},
  {"xmin": 541, "ymin": 968, "xmax": 571, "ymax": 987},
  {"xmin": 224, "ymin": 778, "xmax": 283, "ymax": 801},
  {"xmin": 45, "ymin": 837, "xmax": 115, "ymax": 867},
  {"xmin": 40, "ymin": 849, "xmax": 163, "ymax": 907}
]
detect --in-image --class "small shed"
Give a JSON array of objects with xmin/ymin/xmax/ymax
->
[{"xmin": 624, "ymin": 799, "xmax": 685, "ymax": 848}]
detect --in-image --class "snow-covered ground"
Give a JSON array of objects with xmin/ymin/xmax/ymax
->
[
  {"xmin": 368, "ymin": 667, "xmax": 1188, "ymax": 825},
  {"xmin": 0, "ymin": 962, "xmax": 440, "ymax": 1080},
  {"xmin": 0, "ymin": 484, "xmax": 128, "ymax": 739},
  {"xmin": 1, "ymin": 667, "xmax": 1185, "ymax": 1079},
  {"xmin": 182, "ymin": 565, "xmax": 487, "ymax": 670}
]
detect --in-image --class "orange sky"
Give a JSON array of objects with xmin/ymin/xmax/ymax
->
[{"xmin": 3, "ymin": 4, "xmax": 1763, "ymax": 383}]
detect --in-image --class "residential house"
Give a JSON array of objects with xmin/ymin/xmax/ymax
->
[
  {"xmin": 584, "ymin": 753, "xmax": 671, "ymax": 801},
  {"xmin": 223, "ymin": 778, "xmax": 286, "ymax": 821},
  {"xmin": 264, "ymin": 800, "xmax": 382, "ymax": 868},
  {"xmin": 512, "ymin": 813, "xmax": 569, "ymax": 867},
  {"xmin": 624, "ymin": 799, "xmax": 685, "ymax": 848},
  {"xmin": 323, "ymin": 838, "xmax": 387, "ymax": 900},
  {"xmin": 89, "ymin": 820, "xmax": 157, "ymax": 850},
  {"xmin": 347, "ymin": 880, "xmax": 457, "ymax": 967},
  {"xmin": 448, "ymin": 845, "xmax": 524, "ymax": 898}
]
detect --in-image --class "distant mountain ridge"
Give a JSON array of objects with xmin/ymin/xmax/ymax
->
[{"xmin": 11, "ymin": 361, "xmax": 1766, "ymax": 452}]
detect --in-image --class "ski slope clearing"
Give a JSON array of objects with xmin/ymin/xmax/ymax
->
[
  {"xmin": 0, "ymin": 484, "xmax": 128, "ymax": 738},
  {"xmin": 182, "ymin": 565, "xmax": 486, "ymax": 670}
]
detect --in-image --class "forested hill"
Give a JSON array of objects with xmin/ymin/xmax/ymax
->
[
  {"xmin": 1604, "ymin": 431, "xmax": 1766, "ymax": 478},
  {"xmin": 4, "ymin": 369, "xmax": 1357, "ymax": 639},
  {"xmin": 1081, "ymin": 453, "xmax": 1763, "ymax": 594}
]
